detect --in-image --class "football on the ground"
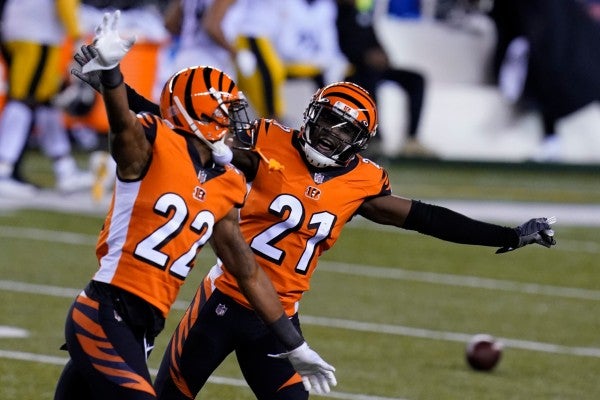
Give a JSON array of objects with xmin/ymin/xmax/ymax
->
[{"xmin": 465, "ymin": 334, "xmax": 503, "ymax": 371}]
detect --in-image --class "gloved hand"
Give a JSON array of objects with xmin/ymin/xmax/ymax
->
[
  {"xmin": 269, "ymin": 342, "xmax": 337, "ymax": 394},
  {"xmin": 82, "ymin": 10, "xmax": 136, "ymax": 74},
  {"xmin": 72, "ymin": 45, "xmax": 102, "ymax": 93},
  {"xmin": 496, "ymin": 216, "xmax": 556, "ymax": 253},
  {"xmin": 235, "ymin": 49, "xmax": 257, "ymax": 77}
]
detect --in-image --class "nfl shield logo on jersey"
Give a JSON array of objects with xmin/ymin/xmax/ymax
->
[
  {"xmin": 313, "ymin": 172, "xmax": 324, "ymax": 184},
  {"xmin": 215, "ymin": 303, "xmax": 228, "ymax": 316}
]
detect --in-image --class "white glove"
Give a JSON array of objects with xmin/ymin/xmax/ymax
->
[
  {"xmin": 269, "ymin": 342, "xmax": 337, "ymax": 394},
  {"xmin": 235, "ymin": 49, "xmax": 257, "ymax": 77},
  {"xmin": 82, "ymin": 10, "xmax": 136, "ymax": 74}
]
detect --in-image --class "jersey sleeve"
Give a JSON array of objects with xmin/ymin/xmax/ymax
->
[
  {"xmin": 138, "ymin": 112, "xmax": 161, "ymax": 144},
  {"xmin": 355, "ymin": 156, "xmax": 392, "ymax": 200}
]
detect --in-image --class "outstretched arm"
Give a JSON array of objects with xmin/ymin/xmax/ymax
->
[
  {"xmin": 358, "ymin": 195, "xmax": 556, "ymax": 253},
  {"xmin": 210, "ymin": 208, "xmax": 337, "ymax": 394}
]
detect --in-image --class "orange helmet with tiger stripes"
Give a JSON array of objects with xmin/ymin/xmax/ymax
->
[
  {"xmin": 300, "ymin": 81, "xmax": 378, "ymax": 168},
  {"xmin": 159, "ymin": 66, "xmax": 252, "ymax": 141}
]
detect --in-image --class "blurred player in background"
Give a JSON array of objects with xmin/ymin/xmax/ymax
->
[
  {"xmin": 0, "ymin": 0, "xmax": 93, "ymax": 196},
  {"xmin": 277, "ymin": 0, "xmax": 349, "ymax": 88},
  {"xmin": 156, "ymin": 0, "xmax": 239, "ymax": 93},
  {"xmin": 336, "ymin": 0, "xmax": 434, "ymax": 160},
  {"xmin": 212, "ymin": 0, "xmax": 287, "ymax": 119},
  {"xmin": 56, "ymin": 12, "xmax": 336, "ymax": 400}
]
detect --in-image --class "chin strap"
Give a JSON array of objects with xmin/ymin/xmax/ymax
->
[{"xmin": 172, "ymin": 96, "xmax": 233, "ymax": 165}]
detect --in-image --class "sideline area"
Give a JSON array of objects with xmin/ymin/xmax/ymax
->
[
  {"xmin": 282, "ymin": 15, "xmax": 600, "ymax": 165},
  {"xmin": 1, "ymin": 186, "xmax": 599, "ymax": 227}
]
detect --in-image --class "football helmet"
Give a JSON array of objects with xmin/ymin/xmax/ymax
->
[
  {"xmin": 159, "ymin": 65, "xmax": 252, "ymax": 142},
  {"xmin": 299, "ymin": 82, "xmax": 378, "ymax": 168}
]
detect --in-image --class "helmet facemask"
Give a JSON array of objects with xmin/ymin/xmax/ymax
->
[
  {"xmin": 227, "ymin": 92, "xmax": 255, "ymax": 146},
  {"xmin": 301, "ymin": 100, "xmax": 372, "ymax": 168},
  {"xmin": 163, "ymin": 88, "xmax": 252, "ymax": 143}
]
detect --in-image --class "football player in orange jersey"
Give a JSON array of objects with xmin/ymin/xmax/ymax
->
[
  {"xmin": 55, "ymin": 11, "xmax": 335, "ymax": 400},
  {"xmin": 72, "ymin": 14, "xmax": 557, "ymax": 400}
]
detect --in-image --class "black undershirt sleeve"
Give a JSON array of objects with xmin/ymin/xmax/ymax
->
[
  {"xmin": 403, "ymin": 200, "xmax": 519, "ymax": 248},
  {"xmin": 126, "ymin": 84, "xmax": 160, "ymax": 115}
]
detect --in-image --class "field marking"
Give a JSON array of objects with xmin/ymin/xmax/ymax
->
[
  {"xmin": 0, "ymin": 326, "xmax": 29, "ymax": 338},
  {"xmin": 2, "ymin": 224, "xmax": 600, "ymax": 254},
  {"xmin": 0, "ymin": 349, "xmax": 407, "ymax": 400},
  {"xmin": 2, "ymin": 225, "xmax": 599, "ymax": 302},
  {"xmin": 302, "ymin": 316, "xmax": 600, "ymax": 358},
  {"xmin": 2, "ymin": 279, "xmax": 600, "ymax": 359},
  {"xmin": 0, "ymin": 226, "xmax": 98, "ymax": 245},
  {"xmin": 318, "ymin": 262, "xmax": 600, "ymax": 301},
  {"xmin": 3, "ymin": 191, "xmax": 600, "ymax": 226}
]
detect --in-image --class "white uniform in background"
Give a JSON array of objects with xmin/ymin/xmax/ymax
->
[
  {"xmin": 223, "ymin": 0, "xmax": 287, "ymax": 118},
  {"xmin": 0, "ymin": 0, "xmax": 94, "ymax": 197},
  {"xmin": 154, "ymin": 0, "xmax": 238, "ymax": 100},
  {"xmin": 276, "ymin": 0, "xmax": 349, "ymax": 84},
  {"xmin": 2, "ymin": 0, "xmax": 69, "ymax": 44},
  {"xmin": 226, "ymin": 0, "xmax": 283, "ymax": 40},
  {"xmin": 178, "ymin": 0, "xmax": 236, "ymax": 75},
  {"xmin": 79, "ymin": 3, "xmax": 170, "ymax": 43}
]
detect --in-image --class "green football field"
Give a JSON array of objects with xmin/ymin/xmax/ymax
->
[{"xmin": 1, "ymin": 155, "xmax": 599, "ymax": 399}]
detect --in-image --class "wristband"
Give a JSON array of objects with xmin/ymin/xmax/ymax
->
[
  {"xmin": 100, "ymin": 66, "xmax": 124, "ymax": 89},
  {"xmin": 268, "ymin": 313, "xmax": 304, "ymax": 351}
]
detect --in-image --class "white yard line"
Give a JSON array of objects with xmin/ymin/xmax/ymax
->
[
  {"xmin": 1, "ymin": 279, "xmax": 599, "ymax": 358},
  {"xmin": 1, "ymin": 220, "xmax": 600, "ymax": 305},
  {"xmin": 0, "ymin": 349, "xmax": 407, "ymax": 400},
  {"xmin": 1, "ymin": 190, "xmax": 600, "ymax": 226},
  {"xmin": 318, "ymin": 262, "xmax": 600, "ymax": 301}
]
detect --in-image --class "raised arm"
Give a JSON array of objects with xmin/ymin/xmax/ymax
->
[{"xmin": 75, "ymin": 11, "xmax": 151, "ymax": 179}]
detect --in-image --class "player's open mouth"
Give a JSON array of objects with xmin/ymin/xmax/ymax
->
[{"xmin": 316, "ymin": 138, "xmax": 336, "ymax": 152}]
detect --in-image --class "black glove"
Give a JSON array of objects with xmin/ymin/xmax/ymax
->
[
  {"xmin": 496, "ymin": 216, "xmax": 556, "ymax": 254},
  {"xmin": 72, "ymin": 45, "xmax": 102, "ymax": 93}
]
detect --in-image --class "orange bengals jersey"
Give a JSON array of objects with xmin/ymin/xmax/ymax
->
[
  {"xmin": 209, "ymin": 119, "xmax": 391, "ymax": 315},
  {"xmin": 94, "ymin": 113, "xmax": 247, "ymax": 318}
]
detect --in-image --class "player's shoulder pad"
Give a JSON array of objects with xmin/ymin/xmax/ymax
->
[
  {"xmin": 356, "ymin": 155, "xmax": 391, "ymax": 190},
  {"xmin": 224, "ymin": 163, "xmax": 247, "ymax": 183},
  {"xmin": 223, "ymin": 164, "xmax": 248, "ymax": 203},
  {"xmin": 260, "ymin": 118, "xmax": 293, "ymax": 135},
  {"xmin": 357, "ymin": 155, "xmax": 387, "ymax": 172}
]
